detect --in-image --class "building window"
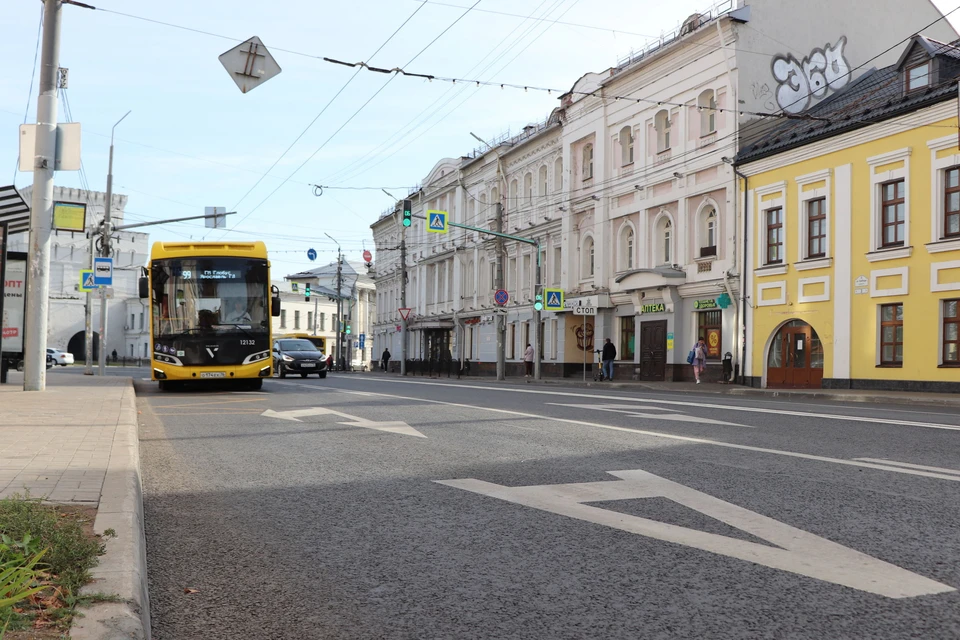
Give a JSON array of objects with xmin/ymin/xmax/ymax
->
[
  {"xmin": 700, "ymin": 207, "xmax": 717, "ymax": 258},
  {"xmin": 766, "ymin": 207, "xmax": 783, "ymax": 264},
  {"xmin": 944, "ymin": 299, "xmax": 959, "ymax": 364},
  {"xmin": 879, "ymin": 303, "xmax": 903, "ymax": 366},
  {"xmin": 139, "ymin": 312, "xmax": 144, "ymax": 330},
  {"xmin": 881, "ymin": 179, "xmax": 906, "ymax": 248},
  {"xmin": 620, "ymin": 126, "xmax": 634, "ymax": 166},
  {"xmin": 554, "ymin": 158, "xmax": 563, "ymax": 193},
  {"xmin": 619, "ymin": 227, "xmax": 635, "ymax": 271},
  {"xmin": 655, "ymin": 110, "xmax": 671, "ymax": 152},
  {"xmin": 524, "ymin": 172, "xmax": 533, "ymax": 205},
  {"xmin": 294, "ymin": 310, "xmax": 301, "ymax": 330},
  {"xmin": 553, "ymin": 247, "xmax": 562, "ymax": 285},
  {"xmin": 144, "ymin": 342, "xmax": 148, "ymax": 358},
  {"xmin": 698, "ymin": 310, "xmax": 722, "ymax": 360},
  {"xmin": 698, "ymin": 89, "xmax": 717, "ymax": 134},
  {"xmin": 280, "ymin": 309, "xmax": 287, "ymax": 329},
  {"xmin": 582, "ymin": 144, "xmax": 594, "ymax": 180},
  {"xmin": 308, "ymin": 311, "xmax": 314, "ymax": 332},
  {"xmin": 510, "ymin": 179, "xmax": 518, "ymax": 206},
  {"xmin": 320, "ymin": 312, "xmax": 325, "ymax": 331},
  {"xmin": 130, "ymin": 313, "xmax": 135, "ymax": 329},
  {"xmin": 507, "ymin": 323, "xmax": 516, "ymax": 359},
  {"xmin": 906, "ymin": 62, "xmax": 931, "ymax": 92},
  {"xmin": 538, "ymin": 165, "xmax": 548, "ymax": 196},
  {"xmin": 945, "ymin": 167, "xmax": 960, "ymax": 238},
  {"xmin": 129, "ymin": 344, "xmax": 134, "ymax": 357},
  {"xmin": 656, "ymin": 217, "xmax": 673, "ymax": 265},
  {"xmin": 807, "ymin": 197, "xmax": 827, "ymax": 258},
  {"xmin": 581, "ymin": 236, "xmax": 595, "ymax": 279},
  {"xmin": 620, "ymin": 316, "xmax": 635, "ymax": 360}
]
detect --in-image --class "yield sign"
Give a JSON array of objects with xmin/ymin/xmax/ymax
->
[{"xmin": 398, "ymin": 307, "xmax": 412, "ymax": 320}]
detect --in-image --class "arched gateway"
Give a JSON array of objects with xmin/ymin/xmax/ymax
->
[{"xmin": 765, "ymin": 320, "xmax": 824, "ymax": 389}]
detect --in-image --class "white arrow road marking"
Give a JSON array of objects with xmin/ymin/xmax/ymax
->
[
  {"xmin": 437, "ymin": 469, "xmax": 955, "ymax": 599},
  {"xmin": 261, "ymin": 407, "xmax": 426, "ymax": 438},
  {"xmin": 547, "ymin": 403, "xmax": 750, "ymax": 427}
]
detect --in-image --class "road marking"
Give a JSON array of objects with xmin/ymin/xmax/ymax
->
[
  {"xmin": 853, "ymin": 458, "xmax": 960, "ymax": 476},
  {"xmin": 261, "ymin": 407, "xmax": 426, "ymax": 438},
  {"xmin": 151, "ymin": 397, "xmax": 266, "ymax": 409},
  {"xmin": 547, "ymin": 403, "xmax": 750, "ymax": 427},
  {"xmin": 437, "ymin": 469, "xmax": 954, "ymax": 599},
  {"xmin": 341, "ymin": 377, "xmax": 960, "ymax": 432},
  {"xmin": 314, "ymin": 382, "xmax": 960, "ymax": 482}
]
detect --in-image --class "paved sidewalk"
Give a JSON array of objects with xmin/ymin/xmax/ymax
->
[
  {"xmin": 366, "ymin": 370, "xmax": 960, "ymax": 408},
  {"xmin": 0, "ymin": 372, "xmax": 149, "ymax": 639}
]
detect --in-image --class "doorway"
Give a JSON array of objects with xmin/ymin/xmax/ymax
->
[
  {"xmin": 766, "ymin": 320, "xmax": 824, "ymax": 388},
  {"xmin": 639, "ymin": 320, "xmax": 667, "ymax": 381},
  {"xmin": 423, "ymin": 329, "xmax": 451, "ymax": 362}
]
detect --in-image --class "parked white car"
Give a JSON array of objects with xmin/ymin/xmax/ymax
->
[{"xmin": 46, "ymin": 348, "xmax": 74, "ymax": 367}]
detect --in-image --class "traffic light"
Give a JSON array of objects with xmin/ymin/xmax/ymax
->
[
  {"xmin": 304, "ymin": 283, "xmax": 311, "ymax": 302},
  {"xmin": 402, "ymin": 199, "xmax": 412, "ymax": 227},
  {"xmin": 345, "ymin": 324, "xmax": 352, "ymax": 335},
  {"xmin": 534, "ymin": 292, "xmax": 544, "ymax": 311}
]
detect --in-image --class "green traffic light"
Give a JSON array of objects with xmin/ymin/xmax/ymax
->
[
  {"xmin": 534, "ymin": 302, "xmax": 543, "ymax": 311},
  {"xmin": 402, "ymin": 217, "xmax": 412, "ymax": 227}
]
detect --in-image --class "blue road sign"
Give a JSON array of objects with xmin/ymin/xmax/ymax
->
[
  {"xmin": 359, "ymin": 333, "xmax": 366, "ymax": 350},
  {"xmin": 494, "ymin": 289, "xmax": 509, "ymax": 306},
  {"xmin": 544, "ymin": 288, "xmax": 564, "ymax": 311},
  {"xmin": 307, "ymin": 248, "xmax": 317, "ymax": 261},
  {"xmin": 93, "ymin": 257, "xmax": 113, "ymax": 286},
  {"xmin": 426, "ymin": 210, "xmax": 448, "ymax": 234}
]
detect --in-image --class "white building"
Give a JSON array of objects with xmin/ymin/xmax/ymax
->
[
  {"xmin": 371, "ymin": 0, "xmax": 957, "ymax": 380},
  {"xmin": 270, "ymin": 279, "xmax": 338, "ymax": 349},
  {"xmin": 285, "ymin": 260, "xmax": 376, "ymax": 369},
  {"xmin": 11, "ymin": 186, "xmax": 149, "ymax": 362}
]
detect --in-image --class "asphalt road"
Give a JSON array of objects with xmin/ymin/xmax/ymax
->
[{"xmin": 136, "ymin": 374, "xmax": 960, "ymax": 639}]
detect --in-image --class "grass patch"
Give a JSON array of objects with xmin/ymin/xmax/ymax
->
[{"xmin": 0, "ymin": 495, "xmax": 108, "ymax": 637}]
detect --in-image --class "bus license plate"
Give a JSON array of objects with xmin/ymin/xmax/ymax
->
[
  {"xmin": 301, "ymin": 363, "xmax": 316, "ymax": 368},
  {"xmin": 200, "ymin": 372, "xmax": 226, "ymax": 379}
]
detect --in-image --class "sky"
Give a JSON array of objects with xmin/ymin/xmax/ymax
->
[{"xmin": 2, "ymin": 0, "xmax": 959, "ymax": 276}]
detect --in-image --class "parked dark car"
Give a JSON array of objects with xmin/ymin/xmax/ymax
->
[{"xmin": 273, "ymin": 338, "xmax": 327, "ymax": 379}]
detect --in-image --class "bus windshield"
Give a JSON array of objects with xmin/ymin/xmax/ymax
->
[{"xmin": 151, "ymin": 257, "xmax": 269, "ymax": 339}]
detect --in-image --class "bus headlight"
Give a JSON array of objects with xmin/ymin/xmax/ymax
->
[
  {"xmin": 242, "ymin": 350, "xmax": 271, "ymax": 365},
  {"xmin": 154, "ymin": 354, "xmax": 184, "ymax": 366}
]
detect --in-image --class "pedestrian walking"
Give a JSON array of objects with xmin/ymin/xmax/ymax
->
[
  {"xmin": 601, "ymin": 338, "xmax": 616, "ymax": 381},
  {"xmin": 523, "ymin": 343, "xmax": 534, "ymax": 377},
  {"xmin": 692, "ymin": 336, "xmax": 707, "ymax": 384},
  {"xmin": 381, "ymin": 348, "xmax": 391, "ymax": 372}
]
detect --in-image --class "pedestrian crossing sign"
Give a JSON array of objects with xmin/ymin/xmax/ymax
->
[
  {"xmin": 426, "ymin": 210, "xmax": 448, "ymax": 234},
  {"xmin": 544, "ymin": 288, "xmax": 564, "ymax": 311},
  {"xmin": 79, "ymin": 269, "xmax": 97, "ymax": 292}
]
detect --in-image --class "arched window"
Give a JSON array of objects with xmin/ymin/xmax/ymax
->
[
  {"xmin": 619, "ymin": 226, "xmax": 635, "ymax": 271},
  {"xmin": 509, "ymin": 179, "xmax": 518, "ymax": 206},
  {"xmin": 655, "ymin": 110, "xmax": 671, "ymax": 152},
  {"xmin": 700, "ymin": 207, "xmax": 718, "ymax": 257},
  {"xmin": 554, "ymin": 157, "xmax": 563, "ymax": 193},
  {"xmin": 490, "ymin": 186, "xmax": 499, "ymax": 204},
  {"xmin": 698, "ymin": 89, "xmax": 717, "ymax": 135},
  {"xmin": 581, "ymin": 236, "xmax": 595, "ymax": 279},
  {"xmin": 582, "ymin": 144, "xmax": 594, "ymax": 180},
  {"xmin": 479, "ymin": 257, "xmax": 487, "ymax": 293},
  {"xmin": 657, "ymin": 217, "xmax": 673, "ymax": 265},
  {"xmin": 524, "ymin": 173, "xmax": 533, "ymax": 205},
  {"xmin": 538, "ymin": 165, "xmax": 548, "ymax": 196},
  {"xmin": 620, "ymin": 125, "xmax": 634, "ymax": 166}
]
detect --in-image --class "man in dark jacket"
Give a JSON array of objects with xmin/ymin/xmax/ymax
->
[
  {"xmin": 601, "ymin": 338, "xmax": 616, "ymax": 381},
  {"xmin": 381, "ymin": 348, "xmax": 391, "ymax": 372}
]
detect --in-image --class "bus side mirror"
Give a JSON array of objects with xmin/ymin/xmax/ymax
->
[
  {"xmin": 272, "ymin": 296, "xmax": 281, "ymax": 317},
  {"xmin": 139, "ymin": 277, "xmax": 149, "ymax": 299}
]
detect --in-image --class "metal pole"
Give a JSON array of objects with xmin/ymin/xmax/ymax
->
[
  {"xmin": 399, "ymin": 225, "xmax": 407, "ymax": 375},
  {"xmin": 83, "ymin": 231, "xmax": 94, "ymax": 374},
  {"xmin": 582, "ymin": 315, "xmax": 587, "ymax": 382},
  {"xmin": 23, "ymin": 0, "xmax": 62, "ymax": 391},
  {"xmin": 97, "ymin": 110, "xmax": 130, "ymax": 376},
  {"xmin": 0, "ymin": 223, "xmax": 7, "ymax": 384},
  {"xmin": 495, "ymin": 202, "xmax": 505, "ymax": 381},
  {"xmin": 533, "ymin": 240, "xmax": 542, "ymax": 380}
]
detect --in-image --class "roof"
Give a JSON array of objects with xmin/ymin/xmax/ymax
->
[
  {"xmin": 0, "ymin": 186, "xmax": 30, "ymax": 235},
  {"xmin": 737, "ymin": 36, "xmax": 960, "ymax": 165}
]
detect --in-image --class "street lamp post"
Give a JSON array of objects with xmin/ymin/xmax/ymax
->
[
  {"xmin": 324, "ymin": 233, "xmax": 343, "ymax": 370},
  {"xmin": 97, "ymin": 110, "xmax": 131, "ymax": 377}
]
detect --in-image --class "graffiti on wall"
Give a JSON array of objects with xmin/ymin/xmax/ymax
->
[{"xmin": 771, "ymin": 37, "xmax": 851, "ymax": 114}]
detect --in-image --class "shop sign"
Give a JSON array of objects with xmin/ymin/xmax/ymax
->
[
  {"xmin": 694, "ymin": 298, "xmax": 718, "ymax": 310},
  {"xmin": 640, "ymin": 302, "xmax": 666, "ymax": 314},
  {"xmin": 707, "ymin": 328, "xmax": 721, "ymax": 357},
  {"xmin": 463, "ymin": 317, "xmax": 481, "ymax": 326}
]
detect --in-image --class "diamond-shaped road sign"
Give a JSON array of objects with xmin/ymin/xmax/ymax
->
[{"xmin": 219, "ymin": 36, "xmax": 281, "ymax": 94}]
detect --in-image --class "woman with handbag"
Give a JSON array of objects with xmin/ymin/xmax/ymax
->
[{"xmin": 691, "ymin": 337, "xmax": 707, "ymax": 384}]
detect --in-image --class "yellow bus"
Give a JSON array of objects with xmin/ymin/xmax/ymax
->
[{"xmin": 140, "ymin": 241, "xmax": 280, "ymax": 391}]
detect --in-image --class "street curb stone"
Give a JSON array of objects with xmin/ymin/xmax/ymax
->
[
  {"xmin": 70, "ymin": 380, "xmax": 150, "ymax": 640},
  {"xmin": 726, "ymin": 386, "xmax": 960, "ymax": 407}
]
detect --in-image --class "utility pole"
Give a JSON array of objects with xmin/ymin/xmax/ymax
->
[
  {"xmin": 533, "ymin": 240, "xmax": 542, "ymax": 380},
  {"xmin": 22, "ymin": 0, "xmax": 62, "ymax": 391},
  {"xmin": 83, "ymin": 232, "xmax": 94, "ymax": 374},
  {"xmin": 399, "ymin": 223, "xmax": 408, "ymax": 375},
  {"xmin": 97, "ymin": 111, "xmax": 130, "ymax": 377},
  {"xmin": 495, "ymin": 202, "xmax": 505, "ymax": 381},
  {"xmin": 336, "ymin": 252, "xmax": 343, "ymax": 370}
]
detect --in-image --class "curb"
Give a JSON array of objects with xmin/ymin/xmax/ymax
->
[
  {"xmin": 726, "ymin": 387, "xmax": 960, "ymax": 408},
  {"xmin": 71, "ymin": 379, "xmax": 150, "ymax": 640}
]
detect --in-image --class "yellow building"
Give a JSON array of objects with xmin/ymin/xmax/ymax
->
[{"xmin": 737, "ymin": 36, "xmax": 960, "ymax": 392}]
